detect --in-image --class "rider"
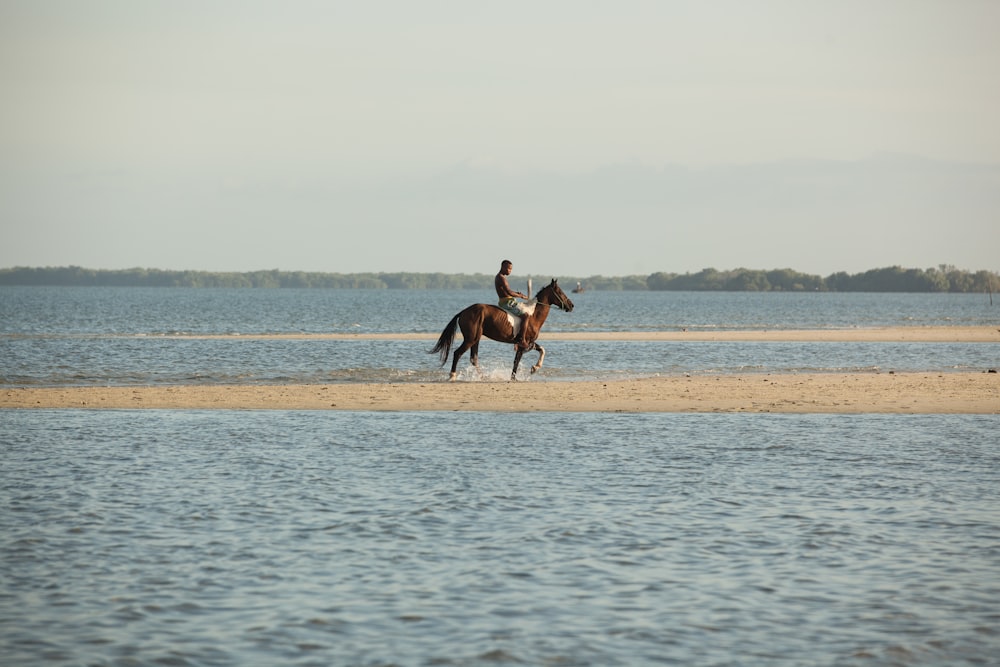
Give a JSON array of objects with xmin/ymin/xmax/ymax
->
[{"xmin": 495, "ymin": 259, "xmax": 531, "ymax": 344}]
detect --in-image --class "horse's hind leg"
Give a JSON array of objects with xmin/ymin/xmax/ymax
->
[
  {"xmin": 470, "ymin": 342, "xmax": 483, "ymax": 377},
  {"xmin": 530, "ymin": 343, "xmax": 545, "ymax": 375},
  {"xmin": 449, "ymin": 339, "xmax": 475, "ymax": 381}
]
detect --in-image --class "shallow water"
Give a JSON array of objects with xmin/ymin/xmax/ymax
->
[
  {"xmin": 2, "ymin": 410, "xmax": 998, "ymax": 666},
  {"xmin": 2, "ymin": 335, "xmax": 997, "ymax": 386},
  {"xmin": 2, "ymin": 287, "xmax": 998, "ymax": 336},
  {"xmin": 2, "ymin": 287, "xmax": 998, "ymax": 385}
]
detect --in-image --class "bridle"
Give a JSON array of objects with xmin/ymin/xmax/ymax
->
[{"xmin": 541, "ymin": 284, "xmax": 571, "ymax": 311}]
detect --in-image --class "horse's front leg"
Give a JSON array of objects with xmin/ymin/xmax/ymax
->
[
  {"xmin": 529, "ymin": 342, "xmax": 545, "ymax": 374},
  {"xmin": 510, "ymin": 347, "xmax": 525, "ymax": 381}
]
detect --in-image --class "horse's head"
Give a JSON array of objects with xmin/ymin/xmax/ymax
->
[{"xmin": 536, "ymin": 279, "xmax": 574, "ymax": 312}]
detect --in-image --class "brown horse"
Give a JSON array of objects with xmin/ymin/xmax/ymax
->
[{"xmin": 430, "ymin": 279, "xmax": 574, "ymax": 381}]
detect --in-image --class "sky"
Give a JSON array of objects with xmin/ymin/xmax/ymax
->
[{"xmin": 1, "ymin": 0, "xmax": 998, "ymax": 278}]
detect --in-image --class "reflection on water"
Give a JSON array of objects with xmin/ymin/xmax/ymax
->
[{"xmin": 2, "ymin": 410, "xmax": 998, "ymax": 666}]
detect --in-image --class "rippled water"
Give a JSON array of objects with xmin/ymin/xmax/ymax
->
[
  {"xmin": 2, "ymin": 287, "xmax": 998, "ymax": 336},
  {"xmin": 2, "ymin": 336, "xmax": 997, "ymax": 386},
  {"xmin": 2, "ymin": 287, "xmax": 998, "ymax": 385},
  {"xmin": 2, "ymin": 410, "xmax": 998, "ymax": 666},
  {"xmin": 3, "ymin": 288, "xmax": 999, "ymax": 665}
]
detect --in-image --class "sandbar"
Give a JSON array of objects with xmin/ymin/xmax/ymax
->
[
  {"xmin": 4, "ymin": 327, "xmax": 997, "ymax": 413},
  {"xmin": 3, "ymin": 373, "xmax": 996, "ymax": 414}
]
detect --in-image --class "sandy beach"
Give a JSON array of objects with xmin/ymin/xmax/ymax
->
[
  {"xmin": 2, "ymin": 371, "xmax": 996, "ymax": 413},
  {"xmin": 3, "ymin": 327, "xmax": 997, "ymax": 414}
]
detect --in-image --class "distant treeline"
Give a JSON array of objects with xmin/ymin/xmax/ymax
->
[
  {"xmin": 0, "ymin": 265, "xmax": 996, "ymax": 293},
  {"xmin": 645, "ymin": 266, "xmax": 998, "ymax": 293}
]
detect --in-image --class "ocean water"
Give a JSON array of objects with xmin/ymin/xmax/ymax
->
[
  {"xmin": 2, "ymin": 410, "xmax": 998, "ymax": 666},
  {"xmin": 1, "ymin": 287, "xmax": 998, "ymax": 384},
  {"xmin": 2, "ymin": 287, "xmax": 998, "ymax": 336},
  {"xmin": 3, "ymin": 287, "xmax": 999, "ymax": 665}
]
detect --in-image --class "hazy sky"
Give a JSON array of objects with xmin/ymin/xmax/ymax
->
[{"xmin": 2, "ymin": 1, "xmax": 998, "ymax": 277}]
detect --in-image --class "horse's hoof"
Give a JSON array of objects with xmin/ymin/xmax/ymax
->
[
  {"xmin": 449, "ymin": 372, "xmax": 457, "ymax": 382},
  {"xmin": 530, "ymin": 366, "xmax": 539, "ymax": 374}
]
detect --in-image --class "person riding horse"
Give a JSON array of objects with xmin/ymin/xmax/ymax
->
[
  {"xmin": 432, "ymin": 276, "xmax": 574, "ymax": 381},
  {"xmin": 495, "ymin": 260, "xmax": 532, "ymax": 344}
]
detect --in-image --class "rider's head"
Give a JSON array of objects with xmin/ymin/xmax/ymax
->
[{"xmin": 500, "ymin": 260, "xmax": 513, "ymax": 274}]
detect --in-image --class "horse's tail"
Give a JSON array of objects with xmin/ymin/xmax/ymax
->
[{"xmin": 429, "ymin": 313, "xmax": 460, "ymax": 365}]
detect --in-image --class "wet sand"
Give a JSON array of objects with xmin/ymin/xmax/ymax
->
[{"xmin": 3, "ymin": 327, "xmax": 997, "ymax": 413}]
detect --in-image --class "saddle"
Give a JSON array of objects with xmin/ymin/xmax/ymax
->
[{"xmin": 498, "ymin": 300, "xmax": 536, "ymax": 336}]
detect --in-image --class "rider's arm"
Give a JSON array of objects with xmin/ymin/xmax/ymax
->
[{"xmin": 497, "ymin": 275, "xmax": 526, "ymax": 300}]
